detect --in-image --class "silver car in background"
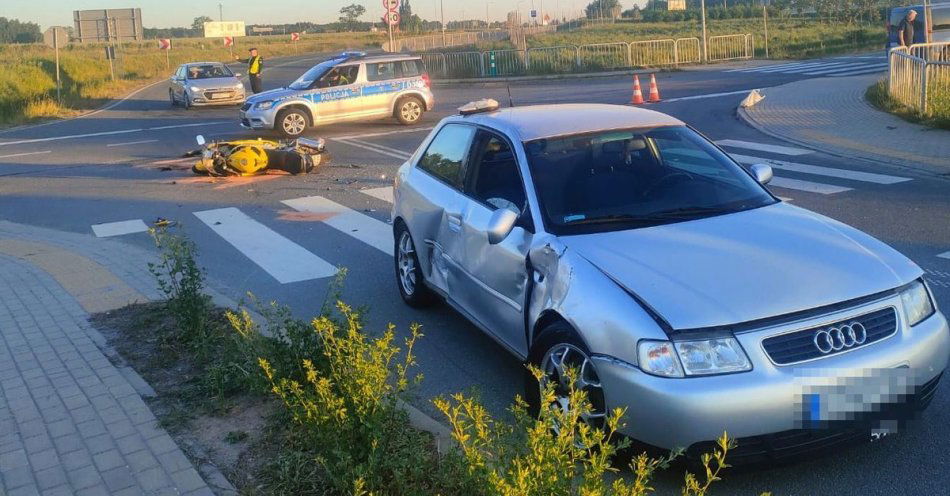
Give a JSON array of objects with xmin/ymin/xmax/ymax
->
[
  {"xmin": 391, "ymin": 101, "xmax": 949, "ymax": 463},
  {"xmin": 241, "ymin": 52, "xmax": 433, "ymax": 138},
  {"xmin": 169, "ymin": 62, "xmax": 246, "ymax": 109}
]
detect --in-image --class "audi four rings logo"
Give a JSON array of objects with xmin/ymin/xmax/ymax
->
[{"xmin": 813, "ymin": 322, "xmax": 868, "ymax": 354}]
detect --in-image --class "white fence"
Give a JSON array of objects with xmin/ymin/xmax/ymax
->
[
  {"xmin": 420, "ymin": 35, "xmax": 752, "ymax": 79},
  {"xmin": 888, "ymin": 42, "xmax": 950, "ymax": 115}
]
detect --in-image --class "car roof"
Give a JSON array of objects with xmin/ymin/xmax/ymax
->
[
  {"xmin": 450, "ymin": 104, "xmax": 685, "ymax": 141},
  {"xmin": 334, "ymin": 53, "xmax": 421, "ymax": 65},
  {"xmin": 184, "ymin": 62, "xmax": 227, "ymax": 67}
]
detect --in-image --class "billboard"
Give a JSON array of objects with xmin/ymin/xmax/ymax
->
[
  {"xmin": 204, "ymin": 21, "xmax": 246, "ymax": 38},
  {"xmin": 73, "ymin": 8, "xmax": 143, "ymax": 43},
  {"xmin": 668, "ymin": 0, "xmax": 687, "ymax": 11}
]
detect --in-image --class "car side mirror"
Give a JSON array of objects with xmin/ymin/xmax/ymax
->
[
  {"xmin": 750, "ymin": 163, "xmax": 773, "ymax": 185},
  {"xmin": 487, "ymin": 208, "xmax": 519, "ymax": 245},
  {"xmin": 195, "ymin": 135, "xmax": 206, "ymax": 146}
]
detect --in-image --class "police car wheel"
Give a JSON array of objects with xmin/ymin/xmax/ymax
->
[
  {"xmin": 277, "ymin": 109, "xmax": 308, "ymax": 138},
  {"xmin": 396, "ymin": 97, "xmax": 424, "ymax": 125}
]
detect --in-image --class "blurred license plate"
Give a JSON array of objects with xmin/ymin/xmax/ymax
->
[{"xmin": 210, "ymin": 93, "xmax": 229, "ymax": 100}]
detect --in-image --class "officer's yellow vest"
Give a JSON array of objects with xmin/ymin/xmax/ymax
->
[{"xmin": 249, "ymin": 56, "xmax": 261, "ymax": 75}]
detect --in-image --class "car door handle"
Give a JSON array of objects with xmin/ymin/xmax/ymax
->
[{"xmin": 447, "ymin": 215, "xmax": 461, "ymax": 233}]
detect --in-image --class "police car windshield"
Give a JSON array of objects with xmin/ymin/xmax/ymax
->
[{"xmin": 288, "ymin": 60, "xmax": 337, "ymax": 90}]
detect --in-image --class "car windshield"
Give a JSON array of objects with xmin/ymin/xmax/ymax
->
[
  {"xmin": 525, "ymin": 125, "xmax": 776, "ymax": 234},
  {"xmin": 186, "ymin": 64, "xmax": 233, "ymax": 79},
  {"xmin": 288, "ymin": 60, "xmax": 337, "ymax": 90}
]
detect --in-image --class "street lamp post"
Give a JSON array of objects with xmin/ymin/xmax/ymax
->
[
  {"xmin": 441, "ymin": 0, "xmax": 446, "ymax": 47},
  {"xmin": 701, "ymin": 0, "xmax": 708, "ymax": 62}
]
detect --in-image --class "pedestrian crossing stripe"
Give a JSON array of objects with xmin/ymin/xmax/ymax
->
[
  {"xmin": 728, "ymin": 60, "xmax": 888, "ymax": 77},
  {"xmin": 768, "ymin": 177, "xmax": 852, "ymax": 195},
  {"xmin": 715, "ymin": 139, "xmax": 813, "ymax": 156},
  {"xmin": 194, "ymin": 207, "xmax": 338, "ymax": 283},
  {"xmin": 361, "ymin": 186, "xmax": 395, "ymax": 204},
  {"xmin": 281, "ymin": 196, "xmax": 394, "ymax": 256},
  {"xmin": 729, "ymin": 154, "xmax": 912, "ymax": 185},
  {"xmin": 91, "ymin": 219, "xmax": 149, "ymax": 238}
]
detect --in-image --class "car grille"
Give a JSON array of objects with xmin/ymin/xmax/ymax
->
[
  {"xmin": 203, "ymin": 90, "xmax": 234, "ymax": 100},
  {"xmin": 241, "ymin": 102, "xmax": 253, "ymax": 111},
  {"xmin": 686, "ymin": 373, "xmax": 942, "ymax": 465},
  {"xmin": 762, "ymin": 307, "xmax": 897, "ymax": 365}
]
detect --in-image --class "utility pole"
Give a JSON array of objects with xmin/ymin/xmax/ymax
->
[
  {"xmin": 763, "ymin": 0, "xmax": 769, "ymax": 59},
  {"xmin": 441, "ymin": 0, "xmax": 446, "ymax": 47},
  {"xmin": 701, "ymin": 0, "xmax": 708, "ymax": 63},
  {"xmin": 218, "ymin": 3, "xmax": 223, "ymax": 21}
]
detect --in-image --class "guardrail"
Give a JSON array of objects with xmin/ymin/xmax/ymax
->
[
  {"xmin": 888, "ymin": 42, "xmax": 950, "ymax": 115},
  {"xmin": 420, "ymin": 35, "xmax": 752, "ymax": 79}
]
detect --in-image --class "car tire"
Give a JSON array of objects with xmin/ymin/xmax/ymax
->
[
  {"xmin": 276, "ymin": 108, "xmax": 308, "ymax": 138},
  {"xmin": 395, "ymin": 96, "xmax": 424, "ymax": 126},
  {"xmin": 169, "ymin": 90, "xmax": 177, "ymax": 107},
  {"xmin": 183, "ymin": 93, "xmax": 193, "ymax": 110},
  {"xmin": 525, "ymin": 321, "xmax": 607, "ymax": 430},
  {"xmin": 394, "ymin": 221, "xmax": 436, "ymax": 308}
]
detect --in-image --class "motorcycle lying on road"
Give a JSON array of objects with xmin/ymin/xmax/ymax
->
[{"xmin": 186, "ymin": 135, "xmax": 329, "ymax": 177}]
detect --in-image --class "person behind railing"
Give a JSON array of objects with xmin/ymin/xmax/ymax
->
[{"xmin": 898, "ymin": 10, "xmax": 917, "ymax": 48}]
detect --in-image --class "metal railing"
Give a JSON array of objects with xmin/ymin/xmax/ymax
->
[
  {"xmin": 419, "ymin": 34, "xmax": 753, "ymax": 79},
  {"xmin": 707, "ymin": 34, "xmax": 755, "ymax": 62},
  {"xmin": 384, "ymin": 30, "xmax": 507, "ymax": 52},
  {"xmin": 888, "ymin": 42, "xmax": 950, "ymax": 115}
]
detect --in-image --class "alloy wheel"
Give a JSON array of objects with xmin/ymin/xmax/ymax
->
[
  {"xmin": 540, "ymin": 343, "xmax": 607, "ymax": 429},
  {"xmin": 400, "ymin": 100, "xmax": 422, "ymax": 123},
  {"xmin": 397, "ymin": 231, "xmax": 417, "ymax": 296},
  {"xmin": 282, "ymin": 113, "xmax": 306, "ymax": 136}
]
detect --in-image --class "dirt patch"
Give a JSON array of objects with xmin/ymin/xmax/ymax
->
[{"xmin": 91, "ymin": 302, "xmax": 279, "ymax": 495}]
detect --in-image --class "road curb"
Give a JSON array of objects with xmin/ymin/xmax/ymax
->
[
  {"xmin": 737, "ymin": 103, "xmax": 950, "ymax": 179},
  {"xmin": 433, "ymin": 67, "xmax": 677, "ymax": 86}
]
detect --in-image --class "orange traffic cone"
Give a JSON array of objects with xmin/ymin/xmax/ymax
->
[
  {"xmin": 648, "ymin": 74, "xmax": 661, "ymax": 103},
  {"xmin": 631, "ymin": 75, "xmax": 644, "ymax": 105}
]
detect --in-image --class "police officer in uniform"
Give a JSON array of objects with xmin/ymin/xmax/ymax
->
[{"xmin": 235, "ymin": 47, "xmax": 263, "ymax": 93}]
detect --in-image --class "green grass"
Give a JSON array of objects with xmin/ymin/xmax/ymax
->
[
  {"xmin": 0, "ymin": 31, "xmax": 386, "ymax": 127},
  {"xmin": 866, "ymin": 79, "xmax": 950, "ymax": 130}
]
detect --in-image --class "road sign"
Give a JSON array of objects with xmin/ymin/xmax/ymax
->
[
  {"xmin": 223, "ymin": 36, "xmax": 234, "ymax": 46},
  {"xmin": 291, "ymin": 32, "xmax": 300, "ymax": 41},
  {"xmin": 530, "ymin": 9, "xmax": 537, "ymax": 17},
  {"xmin": 43, "ymin": 26, "xmax": 68, "ymax": 49},
  {"xmin": 204, "ymin": 21, "xmax": 246, "ymax": 38},
  {"xmin": 385, "ymin": 11, "xmax": 400, "ymax": 26},
  {"xmin": 158, "ymin": 38, "xmax": 171, "ymax": 50},
  {"xmin": 383, "ymin": 0, "xmax": 400, "ymax": 10}
]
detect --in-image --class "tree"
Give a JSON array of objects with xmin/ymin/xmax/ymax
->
[
  {"xmin": 338, "ymin": 4, "xmax": 366, "ymax": 31},
  {"xmin": 0, "ymin": 17, "xmax": 41, "ymax": 44},
  {"xmin": 191, "ymin": 16, "xmax": 213, "ymax": 32},
  {"xmin": 398, "ymin": 0, "xmax": 425, "ymax": 33},
  {"xmin": 585, "ymin": 0, "xmax": 621, "ymax": 19}
]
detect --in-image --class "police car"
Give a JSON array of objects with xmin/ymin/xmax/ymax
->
[{"xmin": 240, "ymin": 52, "xmax": 434, "ymax": 137}]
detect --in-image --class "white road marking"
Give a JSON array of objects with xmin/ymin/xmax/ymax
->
[
  {"xmin": 938, "ymin": 251, "xmax": 950, "ymax": 260},
  {"xmin": 661, "ymin": 89, "xmax": 759, "ymax": 103},
  {"xmin": 715, "ymin": 139, "xmax": 813, "ymax": 156},
  {"xmin": 769, "ymin": 177, "xmax": 853, "ymax": 194},
  {"xmin": 778, "ymin": 196, "xmax": 794, "ymax": 202},
  {"xmin": 0, "ymin": 150, "xmax": 52, "ymax": 159},
  {"xmin": 330, "ymin": 126, "xmax": 434, "ymax": 141},
  {"xmin": 730, "ymin": 154, "xmax": 912, "ymax": 184},
  {"xmin": 332, "ymin": 138, "xmax": 413, "ymax": 160},
  {"xmin": 194, "ymin": 207, "xmax": 337, "ymax": 283},
  {"xmin": 0, "ymin": 121, "xmax": 231, "ymax": 147},
  {"xmin": 803, "ymin": 62, "xmax": 882, "ymax": 75},
  {"xmin": 730, "ymin": 62, "xmax": 829, "ymax": 73},
  {"xmin": 91, "ymin": 219, "xmax": 149, "ymax": 238},
  {"xmin": 758, "ymin": 61, "xmax": 861, "ymax": 73},
  {"xmin": 106, "ymin": 139, "xmax": 159, "ymax": 147},
  {"xmin": 281, "ymin": 196, "xmax": 394, "ymax": 256},
  {"xmin": 360, "ymin": 186, "xmax": 395, "ymax": 204},
  {"xmin": 820, "ymin": 65, "xmax": 889, "ymax": 77}
]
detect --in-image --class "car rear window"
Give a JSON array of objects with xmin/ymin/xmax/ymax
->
[{"xmin": 366, "ymin": 59, "xmax": 423, "ymax": 81}]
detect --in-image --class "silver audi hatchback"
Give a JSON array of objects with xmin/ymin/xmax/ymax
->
[{"xmin": 391, "ymin": 101, "xmax": 948, "ymax": 463}]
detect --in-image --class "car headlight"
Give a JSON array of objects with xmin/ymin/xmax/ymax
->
[
  {"xmin": 234, "ymin": 82, "xmax": 245, "ymax": 90},
  {"xmin": 638, "ymin": 337, "xmax": 751, "ymax": 377},
  {"xmin": 255, "ymin": 100, "xmax": 274, "ymax": 110},
  {"xmin": 900, "ymin": 280, "xmax": 934, "ymax": 326},
  {"xmin": 189, "ymin": 86, "xmax": 201, "ymax": 93}
]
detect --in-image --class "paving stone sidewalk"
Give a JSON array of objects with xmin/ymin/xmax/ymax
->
[
  {"xmin": 0, "ymin": 222, "xmax": 220, "ymax": 495},
  {"xmin": 741, "ymin": 73, "xmax": 950, "ymax": 174}
]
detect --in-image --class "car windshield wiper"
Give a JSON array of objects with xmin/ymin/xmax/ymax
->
[
  {"xmin": 644, "ymin": 205, "xmax": 737, "ymax": 219},
  {"xmin": 562, "ymin": 206, "xmax": 737, "ymax": 226}
]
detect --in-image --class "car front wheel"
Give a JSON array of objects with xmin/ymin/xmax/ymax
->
[
  {"xmin": 526, "ymin": 322, "xmax": 607, "ymax": 431},
  {"xmin": 277, "ymin": 108, "xmax": 308, "ymax": 138}
]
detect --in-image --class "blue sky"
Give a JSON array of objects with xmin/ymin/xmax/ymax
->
[{"xmin": 6, "ymin": 0, "xmax": 646, "ymax": 30}]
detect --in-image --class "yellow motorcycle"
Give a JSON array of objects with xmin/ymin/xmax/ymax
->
[{"xmin": 188, "ymin": 135, "xmax": 328, "ymax": 177}]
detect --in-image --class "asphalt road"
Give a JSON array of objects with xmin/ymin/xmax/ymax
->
[{"xmin": 1, "ymin": 51, "xmax": 948, "ymax": 494}]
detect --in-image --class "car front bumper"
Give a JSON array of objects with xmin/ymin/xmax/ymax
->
[
  {"xmin": 187, "ymin": 90, "xmax": 246, "ymax": 107},
  {"xmin": 593, "ymin": 306, "xmax": 949, "ymax": 455},
  {"xmin": 240, "ymin": 107, "xmax": 275, "ymax": 130}
]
